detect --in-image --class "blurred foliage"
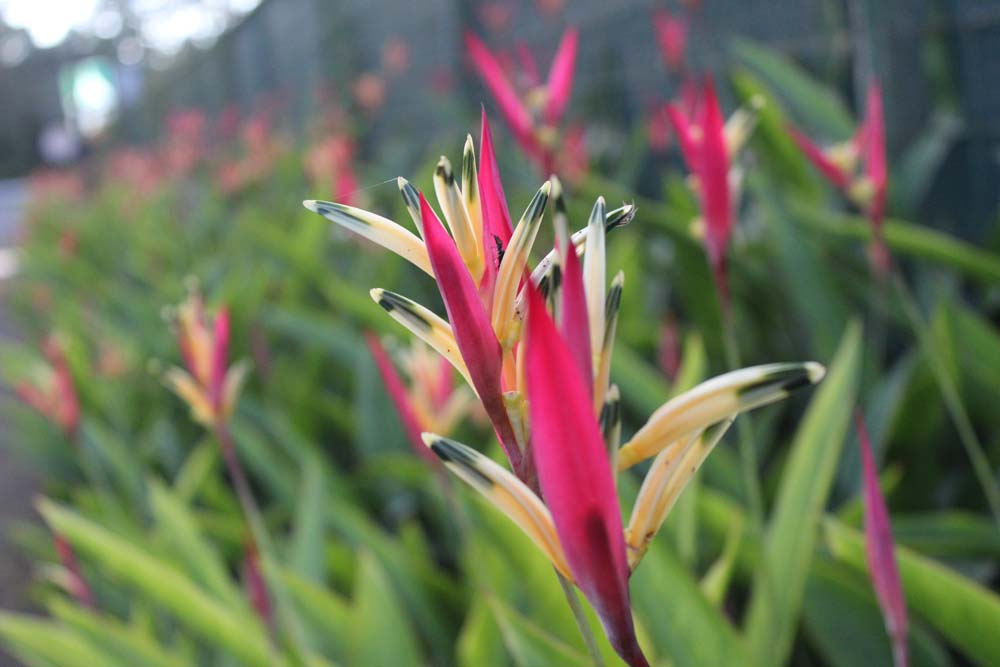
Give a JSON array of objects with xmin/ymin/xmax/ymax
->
[{"xmin": 2, "ymin": 30, "xmax": 999, "ymax": 667}]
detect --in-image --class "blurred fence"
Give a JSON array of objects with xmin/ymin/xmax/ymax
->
[{"xmin": 3, "ymin": 0, "xmax": 999, "ymax": 234}]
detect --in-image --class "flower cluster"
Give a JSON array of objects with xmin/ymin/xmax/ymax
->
[
  {"xmin": 16, "ymin": 336, "xmax": 80, "ymax": 439},
  {"xmin": 304, "ymin": 113, "xmax": 823, "ymax": 665},
  {"xmin": 163, "ymin": 289, "xmax": 248, "ymax": 429}
]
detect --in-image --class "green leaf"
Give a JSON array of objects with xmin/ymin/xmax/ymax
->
[
  {"xmin": 630, "ymin": 538, "xmax": 744, "ymax": 666},
  {"xmin": 38, "ymin": 499, "xmax": 274, "ymax": 667},
  {"xmin": 350, "ymin": 551, "xmax": 423, "ymax": 667},
  {"xmin": 745, "ymin": 321, "xmax": 862, "ymax": 666},
  {"xmin": 486, "ymin": 598, "xmax": 591, "ymax": 667},
  {"xmin": 290, "ymin": 455, "xmax": 327, "ymax": 582},
  {"xmin": 281, "ymin": 569, "xmax": 352, "ymax": 660},
  {"xmin": 825, "ymin": 518, "xmax": 1000, "ymax": 664},
  {"xmin": 731, "ymin": 38, "xmax": 854, "ymax": 137},
  {"xmin": 891, "ymin": 112, "xmax": 962, "ymax": 215},
  {"xmin": 0, "ymin": 613, "xmax": 121, "ymax": 667},
  {"xmin": 457, "ymin": 598, "xmax": 508, "ymax": 667},
  {"xmin": 792, "ymin": 202, "xmax": 1000, "ymax": 284},
  {"xmin": 803, "ymin": 558, "xmax": 952, "ymax": 667}
]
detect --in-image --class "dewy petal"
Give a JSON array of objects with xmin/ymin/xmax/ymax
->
[
  {"xmin": 465, "ymin": 32, "xmax": 539, "ymax": 158},
  {"xmin": 582, "ymin": 197, "xmax": 607, "ymax": 376},
  {"xmin": 491, "ymin": 181, "xmax": 551, "ymax": 348},
  {"xmin": 423, "ymin": 433, "xmax": 570, "ymax": 579},
  {"xmin": 303, "ymin": 199, "xmax": 433, "ymax": 277},
  {"xmin": 857, "ymin": 413, "xmax": 909, "ymax": 667},
  {"xmin": 434, "ymin": 156, "xmax": 484, "ymax": 282},
  {"xmin": 625, "ymin": 419, "xmax": 733, "ymax": 570},
  {"xmin": 594, "ymin": 271, "xmax": 623, "ymax": 413},
  {"xmin": 559, "ymin": 227, "xmax": 592, "ymax": 387},
  {"xmin": 543, "ymin": 28, "xmax": 579, "ymax": 126},
  {"xmin": 524, "ymin": 286, "xmax": 649, "ymax": 667},
  {"xmin": 618, "ymin": 362, "xmax": 826, "ymax": 471},
  {"xmin": 787, "ymin": 125, "xmax": 851, "ymax": 190},
  {"xmin": 365, "ymin": 334, "xmax": 438, "ymax": 465},
  {"xmin": 420, "ymin": 194, "xmax": 523, "ymax": 471},
  {"xmin": 369, "ymin": 289, "xmax": 472, "ymax": 390}
]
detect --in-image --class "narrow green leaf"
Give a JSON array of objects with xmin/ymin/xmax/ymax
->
[
  {"xmin": 290, "ymin": 455, "xmax": 327, "ymax": 582},
  {"xmin": 745, "ymin": 321, "xmax": 862, "ymax": 666},
  {"xmin": 825, "ymin": 518, "xmax": 1000, "ymax": 664},
  {"xmin": 350, "ymin": 552, "xmax": 423, "ymax": 667}
]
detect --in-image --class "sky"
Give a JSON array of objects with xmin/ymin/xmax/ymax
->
[{"xmin": 0, "ymin": 0, "xmax": 260, "ymax": 53}]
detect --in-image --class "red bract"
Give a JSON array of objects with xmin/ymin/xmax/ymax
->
[
  {"xmin": 17, "ymin": 336, "xmax": 80, "ymax": 439},
  {"xmin": 419, "ymin": 193, "xmax": 523, "ymax": 475},
  {"xmin": 54, "ymin": 533, "xmax": 94, "ymax": 608},
  {"xmin": 365, "ymin": 333, "xmax": 439, "ymax": 465},
  {"xmin": 857, "ymin": 413, "xmax": 909, "ymax": 667},
  {"xmin": 465, "ymin": 29, "xmax": 580, "ymax": 177},
  {"xmin": 525, "ymin": 286, "xmax": 648, "ymax": 667},
  {"xmin": 668, "ymin": 77, "xmax": 734, "ymax": 306},
  {"xmin": 653, "ymin": 10, "xmax": 688, "ymax": 73}
]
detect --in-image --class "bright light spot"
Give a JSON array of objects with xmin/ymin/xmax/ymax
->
[
  {"xmin": 69, "ymin": 59, "xmax": 117, "ymax": 136},
  {"xmin": 2, "ymin": 0, "xmax": 99, "ymax": 48}
]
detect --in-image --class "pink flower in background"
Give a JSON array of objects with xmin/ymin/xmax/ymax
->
[
  {"xmin": 164, "ymin": 289, "xmax": 249, "ymax": 429},
  {"xmin": 163, "ymin": 108, "xmax": 207, "ymax": 178},
  {"xmin": 465, "ymin": 28, "xmax": 581, "ymax": 178},
  {"xmin": 647, "ymin": 104, "xmax": 674, "ymax": 152},
  {"xmin": 16, "ymin": 336, "xmax": 80, "ymax": 439},
  {"xmin": 653, "ymin": 10, "xmax": 688, "ymax": 73},
  {"xmin": 788, "ymin": 80, "xmax": 889, "ymax": 270},
  {"xmin": 353, "ymin": 73, "xmax": 387, "ymax": 114},
  {"xmin": 382, "ymin": 37, "xmax": 411, "ymax": 76},
  {"xmin": 305, "ymin": 133, "xmax": 360, "ymax": 206},
  {"xmin": 215, "ymin": 113, "xmax": 288, "ymax": 195},
  {"xmin": 856, "ymin": 413, "xmax": 909, "ymax": 667},
  {"xmin": 666, "ymin": 76, "xmax": 760, "ymax": 308},
  {"xmin": 54, "ymin": 533, "xmax": 94, "ymax": 608},
  {"xmin": 366, "ymin": 334, "xmax": 475, "ymax": 465},
  {"xmin": 27, "ymin": 169, "xmax": 85, "ymax": 205},
  {"xmin": 106, "ymin": 148, "xmax": 164, "ymax": 197}
]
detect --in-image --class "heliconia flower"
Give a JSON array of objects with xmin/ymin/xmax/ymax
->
[
  {"xmin": 164, "ymin": 289, "xmax": 249, "ymax": 428},
  {"xmin": 305, "ymin": 120, "xmax": 823, "ymax": 660},
  {"xmin": 365, "ymin": 334, "xmax": 473, "ymax": 465},
  {"xmin": 464, "ymin": 29, "xmax": 579, "ymax": 176},
  {"xmin": 857, "ymin": 412, "xmax": 909, "ymax": 667},
  {"xmin": 653, "ymin": 10, "xmax": 688, "ymax": 73},
  {"xmin": 667, "ymin": 76, "xmax": 761, "ymax": 307},
  {"xmin": 53, "ymin": 533, "xmax": 94, "ymax": 608},
  {"xmin": 787, "ymin": 80, "xmax": 889, "ymax": 270},
  {"xmin": 16, "ymin": 336, "xmax": 80, "ymax": 439}
]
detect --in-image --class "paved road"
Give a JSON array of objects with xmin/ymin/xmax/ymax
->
[{"xmin": 0, "ymin": 177, "xmax": 35, "ymax": 667}]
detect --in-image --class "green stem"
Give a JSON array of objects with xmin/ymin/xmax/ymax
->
[
  {"xmin": 556, "ymin": 571, "xmax": 606, "ymax": 667},
  {"xmin": 891, "ymin": 276, "xmax": 1000, "ymax": 528}
]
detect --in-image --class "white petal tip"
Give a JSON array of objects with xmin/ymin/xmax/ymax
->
[
  {"xmin": 806, "ymin": 362, "xmax": 827, "ymax": 384},
  {"xmin": 302, "ymin": 199, "xmax": 318, "ymax": 212}
]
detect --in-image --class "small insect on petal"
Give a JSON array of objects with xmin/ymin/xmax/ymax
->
[
  {"xmin": 369, "ymin": 289, "xmax": 472, "ymax": 389},
  {"xmin": 625, "ymin": 418, "xmax": 733, "ymax": 570},
  {"xmin": 423, "ymin": 433, "xmax": 570, "ymax": 579},
  {"xmin": 618, "ymin": 362, "xmax": 825, "ymax": 470},
  {"xmin": 303, "ymin": 199, "xmax": 433, "ymax": 277},
  {"xmin": 434, "ymin": 156, "xmax": 484, "ymax": 282}
]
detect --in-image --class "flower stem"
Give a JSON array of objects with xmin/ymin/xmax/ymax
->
[
  {"xmin": 213, "ymin": 421, "xmax": 311, "ymax": 666},
  {"xmin": 891, "ymin": 275, "xmax": 1000, "ymax": 528},
  {"xmin": 555, "ymin": 570, "xmax": 606, "ymax": 667}
]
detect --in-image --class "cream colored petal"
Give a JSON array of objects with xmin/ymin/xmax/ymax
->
[
  {"xmin": 434, "ymin": 156, "xmax": 484, "ymax": 282},
  {"xmin": 304, "ymin": 199, "xmax": 433, "ymax": 277},
  {"xmin": 370, "ymin": 288, "xmax": 473, "ymax": 390},
  {"xmin": 723, "ymin": 95, "xmax": 763, "ymax": 157},
  {"xmin": 165, "ymin": 367, "xmax": 215, "ymax": 426},
  {"xmin": 491, "ymin": 181, "xmax": 550, "ymax": 348},
  {"xmin": 593, "ymin": 271, "xmax": 623, "ymax": 413},
  {"xmin": 625, "ymin": 419, "xmax": 733, "ymax": 570},
  {"xmin": 396, "ymin": 177, "xmax": 423, "ymax": 233},
  {"xmin": 423, "ymin": 434, "xmax": 571, "ymax": 579},
  {"xmin": 462, "ymin": 135, "xmax": 483, "ymax": 249},
  {"xmin": 582, "ymin": 197, "xmax": 607, "ymax": 373},
  {"xmin": 221, "ymin": 360, "xmax": 251, "ymax": 419},
  {"xmin": 617, "ymin": 362, "xmax": 826, "ymax": 471}
]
